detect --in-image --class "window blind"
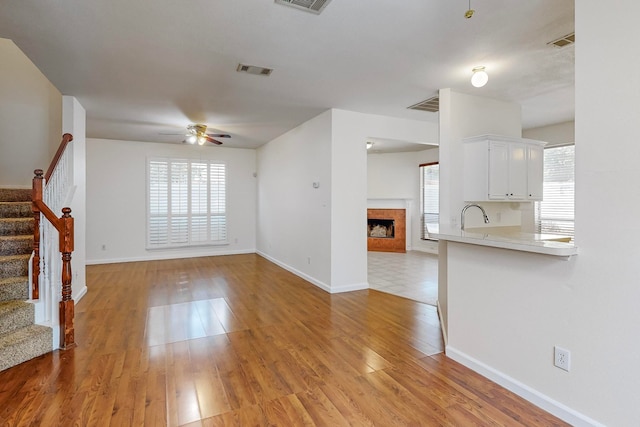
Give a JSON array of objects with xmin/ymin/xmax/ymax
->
[
  {"xmin": 148, "ymin": 158, "xmax": 227, "ymax": 248},
  {"xmin": 420, "ymin": 163, "xmax": 439, "ymax": 239},
  {"xmin": 535, "ymin": 145, "xmax": 574, "ymax": 237}
]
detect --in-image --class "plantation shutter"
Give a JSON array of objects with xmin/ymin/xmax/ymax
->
[{"xmin": 148, "ymin": 158, "xmax": 227, "ymax": 248}]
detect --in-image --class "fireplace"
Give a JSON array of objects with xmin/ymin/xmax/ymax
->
[
  {"xmin": 368, "ymin": 219, "xmax": 395, "ymax": 238},
  {"xmin": 367, "ymin": 209, "xmax": 406, "ymax": 253}
]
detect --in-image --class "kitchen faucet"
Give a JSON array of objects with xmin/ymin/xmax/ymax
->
[{"xmin": 461, "ymin": 204, "xmax": 490, "ymax": 230}]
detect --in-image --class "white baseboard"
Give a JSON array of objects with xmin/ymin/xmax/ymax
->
[
  {"xmin": 256, "ymin": 251, "xmax": 367, "ymax": 294},
  {"xmin": 329, "ymin": 281, "xmax": 368, "ymax": 294},
  {"xmin": 445, "ymin": 346, "xmax": 604, "ymax": 427},
  {"xmin": 74, "ymin": 285, "xmax": 88, "ymax": 302},
  {"xmin": 86, "ymin": 248, "xmax": 256, "ymax": 265},
  {"xmin": 256, "ymin": 251, "xmax": 332, "ymax": 293}
]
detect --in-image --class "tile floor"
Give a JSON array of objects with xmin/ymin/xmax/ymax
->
[{"xmin": 367, "ymin": 250, "xmax": 439, "ymax": 306}]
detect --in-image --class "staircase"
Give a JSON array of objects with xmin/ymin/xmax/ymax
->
[{"xmin": 0, "ymin": 188, "xmax": 52, "ymax": 372}]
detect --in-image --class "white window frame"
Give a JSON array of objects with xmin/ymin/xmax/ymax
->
[
  {"xmin": 535, "ymin": 144, "xmax": 575, "ymax": 238},
  {"xmin": 147, "ymin": 157, "xmax": 228, "ymax": 249},
  {"xmin": 420, "ymin": 162, "xmax": 439, "ymax": 240}
]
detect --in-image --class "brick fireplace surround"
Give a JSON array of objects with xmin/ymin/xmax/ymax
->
[{"xmin": 367, "ymin": 208, "xmax": 406, "ymax": 253}]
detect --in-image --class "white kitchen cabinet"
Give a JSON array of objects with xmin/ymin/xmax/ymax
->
[
  {"xmin": 526, "ymin": 143, "xmax": 544, "ymax": 199},
  {"xmin": 463, "ymin": 135, "xmax": 546, "ymax": 202}
]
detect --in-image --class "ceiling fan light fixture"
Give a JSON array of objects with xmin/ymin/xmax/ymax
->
[
  {"xmin": 471, "ymin": 66, "xmax": 488, "ymax": 88},
  {"xmin": 197, "ymin": 136, "xmax": 207, "ymax": 145},
  {"xmin": 185, "ymin": 134, "xmax": 197, "ymax": 144}
]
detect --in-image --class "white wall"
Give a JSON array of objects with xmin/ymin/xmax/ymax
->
[
  {"xmin": 523, "ymin": 121, "xmax": 574, "ymax": 146},
  {"xmin": 62, "ymin": 96, "xmax": 87, "ymax": 301},
  {"xmin": 86, "ymin": 139, "xmax": 257, "ymax": 263},
  {"xmin": 256, "ymin": 110, "xmax": 333, "ymax": 290},
  {"xmin": 0, "ymin": 38, "xmax": 61, "ymax": 186},
  {"xmin": 257, "ymin": 109, "xmax": 437, "ymax": 293},
  {"xmin": 331, "ymin": 110, "xmax": 437, "ymax": 292},
  {"xmin": 367, "ymin": 148, "xmax": 439, "ymax": 253},
  {"xmin": 442, "ymin": 3, "xmax": 640, "ymax": 425}
]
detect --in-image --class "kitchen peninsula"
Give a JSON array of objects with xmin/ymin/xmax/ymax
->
[{"xmin": 429, "ymin": 224, "xmax": 577, "ymax": 258}]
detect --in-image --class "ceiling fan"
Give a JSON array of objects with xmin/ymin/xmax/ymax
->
[{"xmin": 164, "ymin": 124, "xmax": 231, "ymax": 145}]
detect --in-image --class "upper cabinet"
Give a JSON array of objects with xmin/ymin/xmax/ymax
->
[{"xmin": 463, "ymin": 135, "xmax": 546, "ymax": 202}]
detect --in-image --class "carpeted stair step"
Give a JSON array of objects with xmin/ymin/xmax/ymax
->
[
  {"xmin": 0, "ymin": 324, "xmax": 52, "ymax": 372},
  {"xmin": 0, "ymin": 235, "xmax": 33, "ymax": 256},
  {"xmin": 0, "ymin": 201, "xmax": 32, "ymax": 219},
  {"xmin": 0, "ymin": 300, "xmax": 34, "ymax": 335},
  {"xmin": 0, "ymin": 188, "xmax": 32, "ymax": 203},
  {"xmin": 0, "ymin": 276, "xmax": 29, "ymax": 302},
  {"xmin": 0, "ymin": 218, "xmax": 34, "ymax": 236},
  {"xmin": 0, "ymin": 254, "xmax": 30, "ymax": 280}
]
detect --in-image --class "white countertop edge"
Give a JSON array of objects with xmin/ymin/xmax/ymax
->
[{"xmin": 431, "ymin": 231, "xmax": 578, "ymax": 258}]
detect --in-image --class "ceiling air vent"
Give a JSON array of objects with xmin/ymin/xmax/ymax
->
[
  {"xmin": 236, "ymin": 63, "xmax": 273, "ymax": 76},
  {"xmin": 274, "ymin": 0, "xmax": 332, "ymax": 14},
  {"xmin": 548, "ymin": 32, "xmax": 575, "ymax": 48},
  {"xmin": 408, "ymin": 96, "xmax": 439, "ymax": 113}
]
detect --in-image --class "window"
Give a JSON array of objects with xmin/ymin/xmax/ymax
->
[
  {"xmin": 535, "ymin": 145, "xmax": 574, "ymax": 237},
  {"xmin": 147, "ymin": 157, "xmax": 227, "ymax": 248},
  {"xmin": 420, "ymin": 162, "xmax": 439, "ymax": 239}
]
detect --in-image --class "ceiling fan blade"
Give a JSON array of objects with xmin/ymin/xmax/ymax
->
[
  {"xmin": 206, "ymin": 133, "xmax": 231, "ymax": 138},
  {"xmin": 205, "ymin": 135, "xmax": 223, "ymax": 145}
]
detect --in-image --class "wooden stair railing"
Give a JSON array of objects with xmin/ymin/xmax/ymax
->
[{"xmin": 31, "ymin": 133, "xmax": 76, "ymax": 350}]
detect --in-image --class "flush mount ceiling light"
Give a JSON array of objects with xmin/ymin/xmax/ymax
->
[
  {"xmin": 366, "ymin": 141, "xmax": 374, "ymax": 150},
  {"xmin": 471, "ymin": 66, "xmax": 488, "ymax": 87}
]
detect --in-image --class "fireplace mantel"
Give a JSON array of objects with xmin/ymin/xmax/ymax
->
[{"xmin": 367, "ymin": 198, "xmax": 413, "ymax": 209}]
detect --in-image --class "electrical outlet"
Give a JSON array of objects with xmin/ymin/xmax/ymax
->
[
  {"xmin": 307, "ymin": 257, "xmax": 311, "ymax": 264},
  {"xmin": 554, "ymin": 346, "xmax": 571, "ymax": 371}
]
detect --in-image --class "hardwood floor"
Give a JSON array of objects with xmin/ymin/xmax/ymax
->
[{"xmin": 0, "ymin": 254, "xmax": 568, "ymax": 426}]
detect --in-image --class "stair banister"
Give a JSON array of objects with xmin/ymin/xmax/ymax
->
[{"xmin": 31, "ymin": 133, "xmax": 76, "ymax": 350}]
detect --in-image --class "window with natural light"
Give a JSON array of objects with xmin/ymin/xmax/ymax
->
[
  {"xmin": 147, "ymin": 157, "xmax": 227, "ymax": 248},
  {"xmin": 420, "ymin": 162, "xmax": 439, "ymax": 240},
  {"xmin": 535, "ymin": 145, "xmax": 575, "ymax": 238}
]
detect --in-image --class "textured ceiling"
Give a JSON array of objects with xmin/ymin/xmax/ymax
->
[{"xmin": 0, "ymin": 0, "xmax": 574, "ymax": 149}]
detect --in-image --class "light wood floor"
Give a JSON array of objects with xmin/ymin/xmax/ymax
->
[{"xmin": 0, "ymin": 254, "xmax": 568, "ymax": 426}]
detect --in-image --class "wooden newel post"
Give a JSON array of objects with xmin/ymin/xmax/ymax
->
[
  {"xmin": 59, "ymin": 207, "xmax": 76, "ymax": 349},
  {"xmin": 32, "ymin": 169, "xmax": 44, "ymax": 300}
]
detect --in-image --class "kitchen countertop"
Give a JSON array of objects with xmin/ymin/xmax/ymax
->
[{"xmin": 428, "ymin": 225, "xmax": 578, "ymax": 258}]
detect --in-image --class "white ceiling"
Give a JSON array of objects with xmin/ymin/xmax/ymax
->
[{"xmin": 0, "ymin": 0, "xmax": 574, "ymax": 150}]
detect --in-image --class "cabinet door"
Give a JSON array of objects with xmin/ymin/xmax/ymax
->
[
  {"xmin": 488, "ymin": 141, "xmax": 508, "ymax": 200},
  {"xmin": 527, "ymin": 144, "xmax": 544, "ymax": 200},
  {"xmin": 507, "ymin": 143, "xmax": 527, "ymax": 200}
]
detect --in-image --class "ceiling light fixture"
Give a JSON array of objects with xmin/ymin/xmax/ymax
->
[
  {"xmin": 464, "ymin": 0, "xmax": 475, "ymax": 18},
  {"xmin": 471, "ymin": 66, "xmax": 488, "ymax": 87},
  {"xmin": 366, "ymin": 141, "xmax": 374, "ymax": 150}
]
